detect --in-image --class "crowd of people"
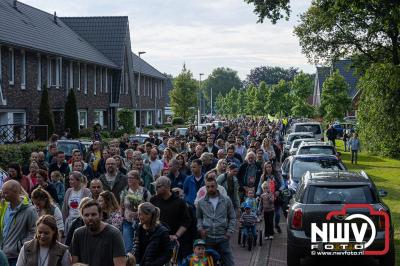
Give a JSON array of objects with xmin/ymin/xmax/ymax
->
[{"xmin": 0, "ymin": 117, "xmax": 291, "ymax": 266}]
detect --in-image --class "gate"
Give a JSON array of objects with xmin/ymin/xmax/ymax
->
[{"xmin": 0, "ymin": 124, "xmax": 48, "ymax": 144}]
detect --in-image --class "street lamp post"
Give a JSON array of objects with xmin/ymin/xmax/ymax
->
[
  {"xmin": 198, "ymin": 73, "xmax": 204, "ymax": 128},
  {"xmin": 138, "ymin": 51, "xmax": 146, "ymax": 135}
]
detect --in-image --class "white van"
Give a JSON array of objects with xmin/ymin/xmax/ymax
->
[{"xmin": 292, "ymin": 122, "xmax": 324, "ymax": 141}]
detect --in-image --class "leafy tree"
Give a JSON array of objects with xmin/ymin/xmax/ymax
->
[
  {"xmin": 291, "ymin": 72, "xmax": 315, "ymax": 117},
  {"xmin": 64, "ymin": 89, "xmax": 79, "ymax": 138},
  {"xmin": 320, "ymin": 70, "xmax": 351, "ymax": 122},
  {"xmin": 237, "ymin": 89, "xmax": 247, "ymax": 115},
  {"xmin": 117, "ymin": 108, "xmax": 135, "ymax": 134},
  {"xmin": 246, "ymin": 66, "xmax": 298, "ymax": 86},
  {"xmin": 358, "ymin": 64, "xmax": 400, "ymax": 158},
  {"xmin": 215, "ymin": 93, "xmax": 226, "ymax": 115},
  {"xmin": 38, "ymin": 86, "xmax": 55, "ymax": 135},
  {"xmin": 243, "ymin": 0, "xmax": 291, "ymax": 24},
  {"xmin": 244, "ymin": 85, "xmax": 258, "ymax": 115},
  {"xmin": 267, "ymin": 80, "xmax": 293, "ymax": 117},
  {"xmin": 202, "ymin": 67, "xmax": 242, "ymax": 111},
  {"xmin": 294, "ymin": 0, "xmax": 400, "ymax": 69},
  {"xmin": 225, "ymin": 88, "xmax": 240, "ymax": 117},
  {"xmin": 169, "ymin": 65, "xmax": 198, "ymax": 121}
]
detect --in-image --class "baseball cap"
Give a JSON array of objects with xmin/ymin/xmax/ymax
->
[
  {"xmin": 244, "ymin": 203, "xmax": 251, "ymax": 209},
  {"xmin": 193, "ymin": 239, "xmax": 206, "ymax": 247}
]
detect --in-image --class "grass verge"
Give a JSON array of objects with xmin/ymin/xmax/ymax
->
[{"xmin": 335, "ymin": 140, "xmax": 400, "ymax": 263}]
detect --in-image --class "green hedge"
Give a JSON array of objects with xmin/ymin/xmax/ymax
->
[
  {"xmin": 0, "ymin": 142, "xmax": 47, "ymax": 168},
  {"xmin": 172, "ymin": 117, "xmax": 185, "ymax": 125}
]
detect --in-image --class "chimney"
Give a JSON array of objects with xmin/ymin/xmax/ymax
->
[
  {"xmin": 53, "ymin": 11, "xmax": 57, "ymax": 24},
  {"xmin": 13, "ymin": 0, "xmax": 17, "ymax": 9}
]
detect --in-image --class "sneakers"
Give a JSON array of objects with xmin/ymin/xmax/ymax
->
[
  {"xmin": 264, "ymin": 236, "xmax": 269, "ymax": 240},
  {"xmin": 265, "ymin": 235, "xmax": 274, "ymax": 240},
  {"xmin": 275, "ymin": 225, "xmax": 282, "ymax": 233}
]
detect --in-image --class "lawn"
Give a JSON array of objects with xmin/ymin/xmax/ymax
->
[{"xmin": 335, "ymin": 140, "xmax": 400, "ymax": 263}]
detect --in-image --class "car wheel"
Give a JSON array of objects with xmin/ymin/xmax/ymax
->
[
  {"xmin": 287, "ymin": 244, "xmax": 301, "ymax": 266},
  {"xmin": 379, "ymin": 243, "xmax": 395, "ymax": 266}
]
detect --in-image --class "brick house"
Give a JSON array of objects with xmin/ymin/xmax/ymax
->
[{"xmin": 0, "ymin": 0, "xmax": 167, "ymax": 136}]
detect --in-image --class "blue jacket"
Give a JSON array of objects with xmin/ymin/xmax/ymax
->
[{"xmin": 183, "ymin": 174, "xmax": 204, "ymax": 206}]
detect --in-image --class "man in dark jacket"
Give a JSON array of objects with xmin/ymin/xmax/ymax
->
[
  {"xmin": 326, "ymin": 124, "xmax": 337, "ymax": 147},
  {"xmin": 99, "ymin": 158, "xmax": 127, "ymax": 200},
  {"xmin": 150, "ymin": 176, "xmax": 192, "ymax": 261},
  {"xmin": 48, "ymin": 151, "xmax": 70, "ymax": 177}
]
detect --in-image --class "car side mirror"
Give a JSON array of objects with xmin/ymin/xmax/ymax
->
[{"xmin": 378, "ymin": 189, "xmax": 388, "ymax": 198}]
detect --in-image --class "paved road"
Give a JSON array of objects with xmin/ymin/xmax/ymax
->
[{"xmin": 232, "ymin": 218, "xmax": 380, "ymax": 266}]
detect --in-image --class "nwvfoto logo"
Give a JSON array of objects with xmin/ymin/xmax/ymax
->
[{"xmin": 310, "ymin": 204, "xmax": 390, "ymax": 256}]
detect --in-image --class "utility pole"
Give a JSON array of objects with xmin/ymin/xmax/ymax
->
[{"xmin": 198, "ymin": 73, "xmax": 204, "ymax": 128}]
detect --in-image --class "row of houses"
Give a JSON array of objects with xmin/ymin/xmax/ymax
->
[{"xmin": 0, "ymin": 0, "xmax": 170, "ymax": 134}]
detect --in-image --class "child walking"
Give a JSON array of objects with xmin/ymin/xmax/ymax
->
[{"xmin": 259, "ymin": 181, "xmax": 275, "ymax": 239}]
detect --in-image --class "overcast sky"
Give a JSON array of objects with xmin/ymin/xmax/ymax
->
[{"xmin": 22, "ymin": 0, "xmax": 314, "ymax": 80}]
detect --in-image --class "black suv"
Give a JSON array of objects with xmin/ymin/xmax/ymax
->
[{"xmin": 287, "ymin": 171, "xmax": 395, "ymax": 266}]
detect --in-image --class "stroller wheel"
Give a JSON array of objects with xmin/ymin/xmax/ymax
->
[{"xmin": 259, "ymin": 231, "xmax": 263, "ymax": 246}]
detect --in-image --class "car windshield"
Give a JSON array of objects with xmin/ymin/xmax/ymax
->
[
  {"xmin": 57, "ymin": 143, "xmax": 80, "ymax": 156},
  {"xmin": 288, "ymin": 134, "xmax": 313, "ymax": 142},
  {"xmin": 297, "ymin": 146, "xmax": 335, "ymax": 155},
  {"xmin": 292, "ymin": 159, "xmax": 345, "ymax": 182},
  {"xmin": 308, "ymin": 185, "xmax": 375, "ymax": 204},
  {"xmin": 295, "ymin": 124, "xmax": 321, "ymax": 135}
]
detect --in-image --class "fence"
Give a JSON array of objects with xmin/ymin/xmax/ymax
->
[{"xmin": 0, "ymin": 124, "xmax": 48, "ymax": 144}]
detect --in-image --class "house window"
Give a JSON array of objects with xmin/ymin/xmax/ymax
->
[
  {"xmin": 146, "ymin": 111, "xmax": 153, "ymax": 126},
  {"xmin": 78, "ymin": 110, "xmax": 87, "ymax": 128},
  {"xmin": 49, "ymin": 57, "xmax": 62, "ymax": 88},
  {"xmin": 94, "ymin": 110, "xmax": 105, "ymax": 127},
  {"xmin": 93, "ymin": 66, "xmax": 97, "ymax": 95},
  {"xmin": 8, "ymin": 48, "xmax": 14, "ymax": 85},
  {"xmin": 37, "ymin": 54, "xmax": 42, "ymax": 90},
  {"xmin": 84, "ymin": 64, "xmax": 87, "ymax": 94},
  {"xmin": 13, "ymin": 112, "xmax": 25, "ymax": 124},
  {"xmin": 21, "ymin": 50, "xmax": 26, "ymax": 90}
]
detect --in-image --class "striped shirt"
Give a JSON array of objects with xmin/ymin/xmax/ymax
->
[{"xmin": 241, "ymin": 211, "xmax": 257, "ymax": 226}]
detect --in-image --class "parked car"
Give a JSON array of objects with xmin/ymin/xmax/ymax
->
[
  {"xmin": 296, "ymin": 141, "xmax": 340, "ymax": 159},
  {"xmin": 283, "ymin": 132, "xmax": 316, "ymax": 160},
  {"xmin": 281, "ymin": 154, "xmax": 346, "ymax": 192},
  {"xmin": 287, "ymin": 171, "xmax": 394, "ymax": 266},
  {"xmin": 288, "ymin": 138, "xmax": 317, "ymax": 156},
  {"xmin": 333, "ymin": 122, "xmax": 356, "ymax": 138},
  {"xmin": 292, "ymin": 122, "xmax": 324, "ymax": 141},
  {"xmin": 176, "ymin": 128, "xmax": 189, "ymax": 136},
  {"xmin": 56, "ymin": 140, "xmax": 87, "ymax": 161},
  {"xmin": 128, "ymin": 134, "xmax": 162, "ymax": 144}
]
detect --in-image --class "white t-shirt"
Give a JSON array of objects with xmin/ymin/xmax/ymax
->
[
  {"xmin": 53, "ymin": 206, "xmax": 64, "ymax": 232},
  {"xmin": 68, "ymin": 189, "xmax": 82, "ymax": 218},
  {"xmin": 149, "ymin": 159, "xmax": 163, "ymax": 178},
  {"xmin": 16, "ymin": 245, "xmax": 71, "ymax": 266},
  {"xmin": 209, "ymin": 197, "xmax": 219, "ymax": 210}
]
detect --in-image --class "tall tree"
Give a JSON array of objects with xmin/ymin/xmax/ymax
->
[
  {"xmin": 290, "ymin": 72, "xmax": 315, "ymax": 117},
  {"xmin": 294, "ymin": 0, "xmax": 400, "ymax": 69},
  {"xmin": 38, "ymin": 86, "xmax": 55, "ymax": 135},
  {"xmin": 202, "ymin": 67, "xmax": 242, "ymax": 111},
  {"xmin": 243, "ymin": 0, "xmax": 291, "ymax": 24},
  {"xmin": 358, "ymin": 63, "xmax": 400, "ymax": 158},
  {"xmin": 267, "ymin": 80, "xmax": 293, "ymax": 117},
  {"xmin": 246, "ymin": 66, "xmax": 298, "ymax": 86},
  {"xmin": 320, "ymin": 70, "xmax": 351, "ymax": 122},
  {"xmin": 64, "ymin": 89, "xmax": 79, "ymax": 138},
  {"xmin": 215, "ymin": 92, "xmax": 226, "ymax": 116},
  {"xmin": 169, "ymin": 65, "xmax": 198, "ymax": 121}
]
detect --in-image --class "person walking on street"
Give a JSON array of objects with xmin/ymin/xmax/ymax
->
[
  {"xmin": 16, "ymin": 215, "xmax": 71, "ymax": 266},
  {"xmin": 133, "ymin": 202, "xmax": 173, "ymax": 266},
  {"xmin": 349, "ymin": 133, "xmax": 361, "ymax": 164},
  {"xmin": 99, "ymin": 158, "xmax": 128, "ymax": 200},
  {"xmin": 326, "ymin": 124, "xmax": 337, "ymax": 147},
  {"xmin": 343, "ymin": 130, "xmax": 350, "ymax": 152},
  {"xmin": 70, "ymin": 200, "xmax": 126, "ymax": 266},
  {"xmin": 0, "ymin": 180, "xmax": 38, "ymax": 266},
  {"xmin": 196, "ymin": 177, "xmax": 236, "ymax": 266},
  {"xmin": 216, "ymin": 163, "xmax": 240, "ymax": 212}
]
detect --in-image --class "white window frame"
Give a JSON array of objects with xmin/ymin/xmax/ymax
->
[
  {"xmin": 78, "ymin": 110, "xmax": 88, "ymax": 128},
  {"xmin": 100, "ymin": 67, "xmax": 103, "ymax": 93},
  {"xmin": 56, "ymin": 57, "xmax": 62, "ymax": 89},
  {"xmin": 146, "ymin": 111, "xmax": 153, "ymax": 126},
  {"xmin": 8, "ymin": 48, "xmax": 14, "ymax": 85},
  {"xmin": 84, "ymin": 64, "xmax": 87, "ymax": 94},
  {"xmin": 0, "ymin": 45, "xmax": 6, "ymax": 105},
  {"xmin": 94, "ymin": 66, "xmax": 97, "ymax": 95},
  {"xmin": 105, "ymin": 68, "xmax": 108, "ymax": 93},
  {"xmin": 94, "ymin": 109, "xmax": 105, "ymax": 127},
  {"xmin": 77, "ymin": 63, "xmax": 81, "ymax": 91},
  {"xmin": 69, "ymin": 61, "xmax": 73, "ymax": 89},
  {"xmin": 21, "ymin": 50, "xmax": 26, "ymax": 90},
  {"xmin": 37, "ymin": 54, "xmax": 42, "ymax": 91}
]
